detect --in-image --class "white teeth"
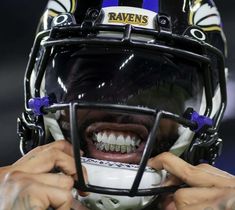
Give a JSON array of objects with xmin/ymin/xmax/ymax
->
[
  {"xmin": 126, "ymin": 145, "xmax": 132, "ymax": 153},
  {"xmin": 126, "ymin": 136, "xmax": 131, "ymax": 145},
  {"xmin": 105, "ymin": 143, "xmax": 109, "ymax": 151},
  {"xmin": 110, "ymin": 144, "xmax": 115, "ymax": 152},
  {"xmin": 108, "ymin": 134, "xmax": 116, "ymax": 144},
  {"xmin": 102, "ymin": 133, "xmax": 108, "ymax": 143},
  {"xmin": 93, "ymin": 131, "xmax": 142, "ymax": 153},
  {"xmin": 115, "ymin": 145, "xmax": 121, "ymax": 152},
  {"xmin": 100, "ymin": 143, "xmax": 105, "ymax": 151},
  {"xmin": 117, "ymin": 135, "xmax": 125, "ymax": 145},
  {"xmin": 121, "ymin": 145, "xmax": 126, "ymax": 153},
  {"xmin": 97, "ymin": 133, "xmax": 102, "ymax": 142}
]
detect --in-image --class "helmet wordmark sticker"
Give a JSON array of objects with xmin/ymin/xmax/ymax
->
[
  {"xmin": 190, "ymin": 2, "xmax": 222, "ymax": 31},
  {"xmin": 47, "ymin": 0, "xmax": 76, "ymax": 16},
  {"xmin": 108, "ymin": 12, "xmax": 149, "ymax": 26}
]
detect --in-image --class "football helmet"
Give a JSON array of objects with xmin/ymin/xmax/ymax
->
[{"xmin": 17, "ymin": 0, "xmax": 227, "ymax": 209}]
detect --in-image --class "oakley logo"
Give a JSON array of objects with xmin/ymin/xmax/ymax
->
[
  {"xmin": 190, "ymin": 28, "xmax": 206, "ymax": 41},
  {"xmin": 53, "ymin": 14, "xmax": 68, "ymax": 25},
  {"xmin": 108, "ymin": 12, "xmax": 148, "ymax": 26},
  {"xmin": 52, "ymin": 13, "xmax": 76, "ymax": 27}
]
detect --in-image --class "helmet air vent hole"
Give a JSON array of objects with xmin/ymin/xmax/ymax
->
[
  {"xmin": 110, "ymin": 198, "xmax": 119, "ymax": 205},
  {"xmin": 96, "ymin": 199, "xmax": 104, "ymax": 206},
  {"xmin": 96, "ymin": 197, "xmax": 121, "ymax": 209}
]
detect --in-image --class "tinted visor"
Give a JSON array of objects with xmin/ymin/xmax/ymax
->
[{"xmin": 45, "ymin": 47, "xmax": 203, "ymax": 115}]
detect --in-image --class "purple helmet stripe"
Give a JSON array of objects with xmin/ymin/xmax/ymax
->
[
  {"xmin": 143, "ymin": 0, "xmax": 159, "ymax": 12},
  {"xmin": 102, "ymin": 0, "xmax": 159, "ymax": 13},
  {"xmin": 102, "ymin": 0, "xmax": 119, "ymax": 8}
]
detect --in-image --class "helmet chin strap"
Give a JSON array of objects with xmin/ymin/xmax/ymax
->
[{"xmin": 44, "ymin": 114, "xmax": 65, "ymax": 140}]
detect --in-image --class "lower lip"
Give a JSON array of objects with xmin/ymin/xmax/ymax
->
[{"xmin": 86, "ymin": 139, "xmax": 146, "ymax": 164}]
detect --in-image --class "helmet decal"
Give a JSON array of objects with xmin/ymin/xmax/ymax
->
[
  {"xmin": 189, "ymin": 0, "xmax": 222, "ymax": 31},
  {"xmin": 102, "ymin": 0, "xmax": 119, "ymax": 8},
  {"xmin": 47, "ymin": 0, "xmax": 76, "ymax": 16},
  {"xmin": 102, "ymin": 6, "xmax": 157, "ymax": 28},
  {"xmin": 143, "ymin": 0, "xmax": 159, "ymax": 13},
  {"xmin": 102, "ymin": 0, "xmax": 159, "ymax": 13},
  {"xmin": 107, "ymin": 10, "xmax": 149, "ymax": 26}
]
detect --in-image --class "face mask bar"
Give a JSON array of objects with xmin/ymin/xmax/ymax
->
[{"xmin": 25, "ymin": 101, "xmax": 211, "ymax": 196}]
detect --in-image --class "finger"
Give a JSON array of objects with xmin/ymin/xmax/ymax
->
[
  {"xmin": 13, "ymin": 140, "xmax": 74, "ymax": 169},
  {"xmin": 27, "ymin": 140, "xmax": 74, "ymax": 158},
  {"xmin": 1, "ymin": 173, "xmax": 73, "ymax": 210},
  {"xmin": 42, "ymin": 140, "xmax": 74, "ymax": 157},
  {"xmin": 148, "ymin": 152, "xmax": 235, "ymax": 188},
  {"xmin": 174, "ymin": 187, "xmax": 235, "ymax": 209},
  {"xmin": 26, "ymin": 182, "xmax": 73, "ymax": 210},
  {"xmin": 163, "ymin": 163, "xmax": 233, "ymax": 187},
  {"xmin": 14, "ymin": 147, "xmax": 76, "ymax": 175},
  {"xmin": 158, "ymin": 194, "xmax": 176, "ymax": 210},
  {"xmin": 179, "ymin": 200, "xmax": 235, "ymax": 210},
  {"xmin": 197, "ymin": 163, "xmax": 234, "ymax": 178},
  {"xmin": 73, "ymin": 165, "xmax": 90, "ymax": 197},
  {"xmin": 24, "ymin": 173, "xmax": 74, "ymax": 190},
  {"xmin": 2, "ymin": 171, "xmax": 74, "ymax": 192},
  {"xmin": 163, "ymin": 173, "xmax": 182, "ymax": 187},
  {"xmin": 179, "ymin": 202, "xmax": 217, "ymax": 210},
  {"xmin": 72, "ymin": 199, "xmax": 90, "ymax": 210}
]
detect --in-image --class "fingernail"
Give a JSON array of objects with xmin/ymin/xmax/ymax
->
[{"xmin": 78, "ymin": 190, "xmax": 90, "ymax": 197}]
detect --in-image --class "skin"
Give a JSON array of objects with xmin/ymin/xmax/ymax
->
[{"xmin": 0, "ymin": 140, "xmax": 88, "ymax": 210}]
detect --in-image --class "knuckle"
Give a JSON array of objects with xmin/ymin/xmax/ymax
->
[
  {"xmin": 2, "ymin": 172, "xmax": 32, "ymax": 190},
  {"xmin": 54, "ymin": 140, "xmax": 70, "ymax": 150},
  {"xmin": 4, "ymin": 171, "xmax": 24, "ymax": 181},
  {"xmin": 197, "ymin": 163, "xmax": 210, "ymax": 169},
  {"xmin": 159, "ymin": 152, "xmax": 172, "ymax": 161},
  {"xmin": 174, "ymin": 189, "xmax": 188, "ymax": 205},
  {"xmin": 48, "ymin": 148, "xmax": 59, "ymax": 158},
  {"xmin": 180, "ymin": 165, "xmax": 194, "ymax": 183},
  {"xmin": 174, "ymin": 189, "xmax": 185, "ymax": 200}
]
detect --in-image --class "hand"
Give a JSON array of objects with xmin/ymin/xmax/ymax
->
[
  {"xmin": 148, "ymin": 152, "xmax": 235, "ymax": 210},
  {"xmin": 0, "ymin": 140, "xmax": 87, "ymax": 210}
]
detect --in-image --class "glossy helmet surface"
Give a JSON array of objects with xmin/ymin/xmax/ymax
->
[{"xmin": 17, "ymin": 0, "xmax": 227, "ymax": 209}]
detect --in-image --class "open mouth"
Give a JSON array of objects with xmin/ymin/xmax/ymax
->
[{"xmin": 85, "ymin": 122, "xmax": 149, "ymax": 164}]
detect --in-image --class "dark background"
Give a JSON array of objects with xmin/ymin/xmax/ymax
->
[{"xmin": 0, "ymin": 1, "xmax": 234, "ymax": 173}]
